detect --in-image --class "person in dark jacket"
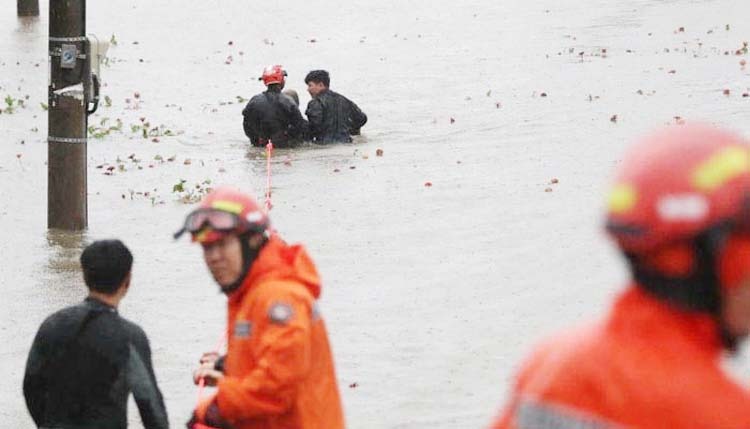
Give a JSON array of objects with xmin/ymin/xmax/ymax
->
[
  {"xmin": 23, "ymin": 240, "xmax": 169, "ymax": 429},
  {"xmin": 304, "ymin": 69, "xmax": 367, "ymax": 143},
  {"xmin": 242, "ymin": 65, "xmax": 308, "ymax": 148}
]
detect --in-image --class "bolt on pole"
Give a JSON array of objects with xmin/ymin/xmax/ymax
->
[
  {"xmin": 48, "ymin": 0, "xmax": 87, "ymax": 230},
  {"xmin": 17, "ymin": 0, "xmax": 39, "ymax": 17}
]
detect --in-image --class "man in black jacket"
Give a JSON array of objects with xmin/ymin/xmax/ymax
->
[
  {"xmin": 304, "ymin": 70, "xmax": 367, "ymax": 143},
  {"xmin": 242, "ymin": 65, "xmax": 307, "ymax": 148},
  {"xmin": 23, "ymin": 240, "xmax": 169, "ymax": 429}
]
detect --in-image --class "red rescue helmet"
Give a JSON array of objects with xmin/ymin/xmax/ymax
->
[
  {"xmin": 260, "ymin": 65, "xmax": 287, "ymax": 86},
  {"xmin": 605, "ymin": 123, "xmax": 750, "ymax": 255},
  {"xmin": 174, "ymin": 186, "xmax": 269, "ymax": 245}
]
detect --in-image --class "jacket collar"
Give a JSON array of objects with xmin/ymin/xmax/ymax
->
[
  {"xmin": 228, "ymin": 235, "xmax": 321, "ymax": 304},
  {"xmin": 607, "ymin": 285, "xmax": 723, "ymax": 359},
  {"xmin": 84, "ymin": 296, "xmax": 118, "ymax": 313}
]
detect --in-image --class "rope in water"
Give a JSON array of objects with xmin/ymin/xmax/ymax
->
[{"xmin": 265, "ymin": 140, "xmax": 274, "ymax": 213}]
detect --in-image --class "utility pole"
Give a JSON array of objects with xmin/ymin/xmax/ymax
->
[
  {"xmin": 48, "ymin": 0, "xmax": 87, "ymax": 230},
  {"xmin": 17, "ymin": 0, "xmax": 39, "ymax": 17}
]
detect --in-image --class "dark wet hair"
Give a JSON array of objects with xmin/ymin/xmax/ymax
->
[
  {"xmin": 304, "ymin": 70, "xmax": 330, "ymax": 87},
  {"xmin": 80, "ymin": 239, "xmax": 133, "ymax": 294}
]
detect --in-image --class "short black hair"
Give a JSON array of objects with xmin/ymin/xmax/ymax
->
[
  {"xmin": 80, "ymin": 239, "xmax": 133, "ymax": 294},
  {"xmin": 304, "ymin": 70, "xmax": 330, "ymax": 87}
]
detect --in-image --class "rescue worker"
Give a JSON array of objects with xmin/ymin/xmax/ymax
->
[
  {"xmin": 175, "ymin": 186, "xmax": 344, "ymax": 429},
  {"xmin": 242, "ymin": 65, "xmax": 308, "ymax": 148},
  {"xmin": 491, "ymin": 124, "xmax": 750, "ymax": 428},
  {"xmin": 23, "ymin": 240, "xmax": 169, "ymax": 429},
  {"xmin": 304, "ymin": 69, "xmax": 367, "ymax": 143}
]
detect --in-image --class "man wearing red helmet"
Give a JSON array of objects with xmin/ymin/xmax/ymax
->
[
  {"xmin": 242, "ymin": 65, "xmax": 308, "ymax": 148},
  {"xmin": 491, "ymin": 124, "xmax": 750, "ymax": 428},
  {"xmin": 176, "ymin": 186, "xmax": 344, "ymax": 429}
]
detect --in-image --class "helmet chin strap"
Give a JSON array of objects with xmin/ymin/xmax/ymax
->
[
  {"xmin": 627, "ymin": 224, "xmax": 739, "ymax": 351},
  {"xmin": 220, "ymin": 233, "xmax": 268, "ymax": 295}
]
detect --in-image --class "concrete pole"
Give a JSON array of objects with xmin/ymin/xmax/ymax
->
[
  {"xmin": 48, "ymin": 0, "xmax": 87, "ymax": 230},
  {"xmin": 17, "ymin": 0, "xmax": 39, "ymax": 17}
]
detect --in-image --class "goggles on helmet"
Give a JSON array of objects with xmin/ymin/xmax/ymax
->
[{"xmin": 173, "ymin": 209, "xmax": 244, "ymax": 240}]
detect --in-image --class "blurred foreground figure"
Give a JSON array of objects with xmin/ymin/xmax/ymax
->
[
  {"xmin": 492, "ymin": 124, "xmax": 750, "ymax": 428},
  {"xmin": 23, "ymin": 240, "xmax": 168, "ymax": 429},
  {"xmin": 175, "ymin": 186, "xmax": 344, "ymax": 429}
]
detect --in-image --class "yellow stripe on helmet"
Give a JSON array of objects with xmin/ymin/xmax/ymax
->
[
  {"xmin": 211, "ymin": 200, "xmax": 244, "ymax": 214},
  {"xmin": 607, "ymin": 184, "xmax": 637, "ymax": 214},
  {"xmin": 692, "ymin": 146, "xmax": 750, "ymax": 192}
]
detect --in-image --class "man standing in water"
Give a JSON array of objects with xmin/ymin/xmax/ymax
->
[
  {"xmin": 305, "ymin": 69, "xmax": 367, "ymax": 143},
  {"xmin": 491, "ymin": 124, "xmax": 750, "ymax": 428},
  {"xmin": 242, "ymin": 65, "xmax": 308, "ymax": 148},
  {"xmin": 176, "ymin": 186, "xmax": 344, "ymax": 429},
  {"xmin": 23, "ymin": 240, "xmax": 169, "ymax": 429}
]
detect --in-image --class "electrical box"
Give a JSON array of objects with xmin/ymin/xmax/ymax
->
[{"xmin": 84, "ymin": 34, "xmax": 110, "ymax": 114}]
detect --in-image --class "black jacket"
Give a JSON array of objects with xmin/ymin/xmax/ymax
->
[
  {"xmin": 23, "ymin": 298, "xmax": 169, "ymax": 429},
  {"xmin": 242, "ymin": 89, "xmax": 308, "ymax": 148},
  {"xmin": 305, "ymin": 89, "xmax": 367, "ymax": 143}
]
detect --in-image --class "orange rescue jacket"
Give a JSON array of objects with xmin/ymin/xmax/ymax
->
[
  {"xmin": 199, "ymin": 236, "xmax": 344, "ymax": 429},
  {"xmin": 492, "ymin": 286, "xmax": 750, "ymax": 428}
]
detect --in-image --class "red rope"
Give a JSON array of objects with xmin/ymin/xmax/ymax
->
[
  {"xmin": 196, "ymin": 335, "xmax": 226, "ymax": 405},
  {"xmin": 265, "ymin": 140, "xmax": 273, "ymax": 213}
]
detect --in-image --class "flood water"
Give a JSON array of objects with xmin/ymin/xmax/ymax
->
[{"xmin": 2, "ymin": 0, "xmax": 750, "ymax": 427}]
